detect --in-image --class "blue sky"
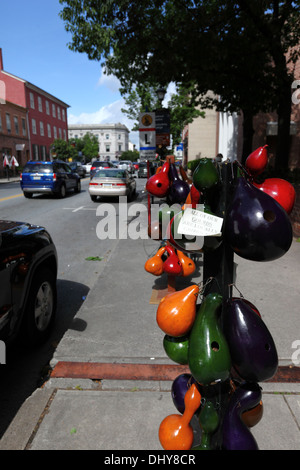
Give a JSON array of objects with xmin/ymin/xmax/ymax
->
[{"xmin": 0, "ymin": 0, "xmax": 143, "ymax": 146}]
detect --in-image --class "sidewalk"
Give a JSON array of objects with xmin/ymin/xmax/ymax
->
[{"xmin": 0, "ymin": 219, "xmax": 299, "ymax": 450}]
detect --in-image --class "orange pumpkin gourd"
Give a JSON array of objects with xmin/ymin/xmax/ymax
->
[
  {"xmin": 159, "ymin": 383, "xmax": 201, "ymax": 450},
  {"xmin": 156, "ymin": 284, "xmax": 199, "ymax": 336},
  {"xmin": 144, "ymin": 246, "xmax": 166, "ymax": 276},
  {"xmin": 176, "ymin": 250, "xmax": 196, "ymax": 277}
]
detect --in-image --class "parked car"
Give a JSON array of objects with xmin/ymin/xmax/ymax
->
[
  {"xmin": 118, "ymin": 160, "xmax": 135, "ymax": 173},
  {"xmin": 90, "ymin": 161, "xmax": 115, "ymax": 179},
  {"xmin": 69, "ymin": 161, "xmax": 86, "ymax": 178},
  {"xmin": 0, "ymin": 219, "xmax": 58, "ymax": 347},
  {"xmin": 82, "ymin": 162, "xmax": 92, "ymax": 175},
  {"xmin": 20, "ymin": 160, "xmax": 81, "ymax": 198},
  {"xmin": 89, "ymin": 168, "xmax": 136, "ymax": 202},
  {"xmin": 138, "ymin": 161, "xmax": 154, "ymax": 178}
]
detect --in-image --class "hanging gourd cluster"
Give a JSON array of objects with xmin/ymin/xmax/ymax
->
[{"xmin": 144, "ymin": 147, "xmax": 296, "ymax": 450}]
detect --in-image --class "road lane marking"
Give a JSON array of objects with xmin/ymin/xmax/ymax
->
[
  {"xmin": 63, "ymin": 206, "xmax": 97, "ymax": 212},
  {"xmin": 0, "ymin": 193, "xmax": 23, "ymax": 202}
]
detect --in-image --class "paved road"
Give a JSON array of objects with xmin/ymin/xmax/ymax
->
[{"xmin": 0, "ymin": 176, "xmax": 146, "ymax": 438}]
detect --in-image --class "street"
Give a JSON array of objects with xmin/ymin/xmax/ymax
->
[{"xmin": 0, "ymin": 175, "xmax": 146, "ymax": 438}]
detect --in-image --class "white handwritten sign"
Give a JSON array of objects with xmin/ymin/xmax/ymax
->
[{"xmin": 177, "ymin": 207, "xmax": 223, "ymax": 237}]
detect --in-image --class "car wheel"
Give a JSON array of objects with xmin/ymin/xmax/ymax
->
[
  {"xmin": 21, "ymin": 267, "xmax": 57, "ymax": 347},
  {"xmin": 91, "ymin": 195, "xmax": 98, "ymax": 202},
  {"xmin": 59, "ymin": 184, "xmax": 66, "ymax": 198},
  {"xmin": 23, "ymin": 192, "xmax": 33, "ymax": 199},
  {"xmin": 75, "ymin": 180, "xmax": 81, "ymax": 193}
]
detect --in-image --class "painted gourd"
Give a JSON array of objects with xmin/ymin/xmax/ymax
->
[
  {"xmin": 222, "ymin": 382, "xmax": 262, "ymax": 450},
  {"xmin": 144, "ymin": 246, "xmax": 166, "ymax": 276},
  {"xmin": 192, "ymin": 158, "xmax": 219, "ymax": 192},
  {"xmin": 156, "ymin": 284, "xmax": 199, "ymax": 337},
  {"xmin": 176, "ymin": 250, "xmax": 196, "ymax": 277},
  {"xmin": 159, "ymin": 383, "xmax": 201, "ymax": 450},
  {"xmin": 253, "ymin": 178, "xmax": 296, "ymax": 214},
  {"xmin": 232, "ymin": 297, "xmax": 261, "ymax": 317},
  {"xmin": 188, "ymin": 293, "xmax": 231, "ymax": 385},
  {"xmin": 171, "ymin": 374, "xmax": 197, "ymax": 414},
  {"xmin": 146, "ymin": 161, "xmax": 170, "ymax": 197},
  {"xmin": 242, "ymin": 400, "xmax": 263, "ymax": 428},
  {"xmin": 223, "ymin": 298, "xmax": 278, "ymax": 382},
  {"xmin": 147, "ymin": 219, "xmax": 162, "ymax": 240},
  {"xmin": 193, "ymin": 401, "xmax": 219, "ymax": 450},
  {"xmin": 162, "ymin": 245, "xmax": 182, "ymax": 275},
  {"xmin": 163, "ymin": 334, "xmax": 189, "ymax": 365},
  {"xmin": 159, "ymin": 203, "xmax": 182, "ymax": 239},
  {"xmin": 168, "ymin": 163, "xmax": 190, "ymax": 204},
  {"xmin": 245, "ymin": 145, "xmax": 268, "ymax": 176},
  {"xmin": 224, "ymin": 177, "xmax": 293, "ymax": 261}
]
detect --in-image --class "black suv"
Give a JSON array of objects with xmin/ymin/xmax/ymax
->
[{"xmin": 0, "ymin": 220, "xmax": 58, "ymax": 348}]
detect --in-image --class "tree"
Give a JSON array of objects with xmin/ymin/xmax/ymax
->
[
  {"xmin": 51, "ymin": 139, "xmax": 76, "ymax": 160},
  {"xmin": 121, "ymin": 82, "xmax": 204, "ymax": 147},
  {"xmin": 119, "ymin": 150, "xmax": 139, "ymax": 162},
  {"xmin": 59, "ymin": 0, "xmax": 300, "ymax": 169}
]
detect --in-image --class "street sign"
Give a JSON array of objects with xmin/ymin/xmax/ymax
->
[
  {"xmin": 155, "ymin": 109, "xmax": 170, "ymax": 146},
  {"xmin": 139, "ymin": 112, "xmax": 156, "ymax": 160}
]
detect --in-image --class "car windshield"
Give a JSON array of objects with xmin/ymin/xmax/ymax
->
[
  {"xmin": 94, "ymin": 169, "xmax": 126, "ymax": 178},
  {"xmin": 23, "ymin": 163, "xmax": 53, "ymax": 174}
]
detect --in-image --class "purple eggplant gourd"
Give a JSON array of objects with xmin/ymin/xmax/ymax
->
[
  {"xmin": 224, "ymin": 177, "xmax": 293, "ymax": 262},
  {"xmin": 171, "ymin": 374, "xmax": 197, "ymax": 414},
  {"xmin": 223, "ymin": 298, "xmax": 278, "ymax": 382},
  {"xmin": 222, "ymin": 382, "xmax": 261, "ymax": 450},
  {"xmin": 168, "ymin": 163, "xmax": 190, "ymax": 204}
]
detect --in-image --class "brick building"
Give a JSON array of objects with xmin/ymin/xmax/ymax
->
[{"xmin": 0, "ymin": 48, "xmax": 69, "ymax": 170}]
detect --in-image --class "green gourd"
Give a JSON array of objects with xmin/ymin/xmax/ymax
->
[
  {"xmin": 188, "ymin": 293, "xmax": 231, "ymax": 385},
  {"xmin": 192, "ymin": 158, "xmax": 219, "ymax": 192},
  {"xmin": 193, "ymin": 401, "xmax": 219, "ymax": 450}
]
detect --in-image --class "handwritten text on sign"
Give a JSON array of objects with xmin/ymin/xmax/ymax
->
[{"xmin": 177, "ymin": 207, "xmax": 223, "ymax": 237}]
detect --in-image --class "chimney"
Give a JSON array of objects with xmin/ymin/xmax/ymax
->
[{"xmin": 0, "ymin": 49, "xmax": 3, "ymax": 71}]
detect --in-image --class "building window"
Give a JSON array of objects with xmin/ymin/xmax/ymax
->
[
  {"xmin": 57, "ymin": 107, "xmax": 61, "ymax": 120},
  {"xmin": 118, "ymin": 144, "xmax": 122, "ymax": 152},
  {"xmin": 63, "ymin": 129, "xmax": 66, "ymax": 140},
  {"xmin": 6, "ymin": 113, "xmax": 11, "ymax": 133},
  {"xmin": 106, "ymin": 134, "xmax": 109, "ymax": 139},
  {"xmin": 30, "ymin": 92, "xmax": 35, "ymax": 109},
  {"xmin": 40, "ymin": 121, "xmax": 44, "ymax": 136},
  {"xmin": 32, "ymin": 118, "xmax": 37, "ymax": 134},
  {"xmin": 46, "ymin": 100, "xmax": 50, "ymax": 115},
  {"xmin": 38, "ymin": 96, "xmax": 43, "ymax": 112},
  {"xmin": 52, "ymin": 103, "xmax": 56, "ymax": 118},
  {"xmin": 32, "ymin": 144, "xmax": 39, "ymax": 160},
  {"xmin": 106, "ymin": 144, "xmax": 110, "ymax": 152},
  {"xmin": 59, "ymin": 128, "xmax": 62, "ymax": 139},
  {"xmin": 41, "ymin": 146, "xmax": 47, "ymax": 161},
  {"xmin": 14, "ymin": 116, "xmax": 19, "ymax": 135},
  {"xmin": 22, "ymin": 118, "xmax": 26, "ymax": 136},
  {"xmin": 53, "ymin": 126, "xmax": 57, "ymax": 139},
  {"xmin": 62, "ymin": 109, "xmax": 65, "ymax": 121},
  {"xmin": 47, "ymin": 123, "xmax": 51, "ymax": 138},
  {"xmin": 118, "ymin": 134, "xmax": 121, "ymax": 140}
]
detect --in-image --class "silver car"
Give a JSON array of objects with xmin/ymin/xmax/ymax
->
[{"xmin": 89, "ymin": 168, "xmax": 136, "ymax": 202}]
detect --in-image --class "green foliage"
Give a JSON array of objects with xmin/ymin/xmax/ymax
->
[
  {"xmin": 51, "ymin": 139, "xmax": 77, "ymax": 160},
  {"xmin": 70, "ymin": 132, "xmax": 99, "ymax": 160},
  {"xmin": 119, "ymin": 150, "xmax": 139, "ymax": 162},
  {"xmin": 59, "ymin": 0, "xmax": 300, "ymax": 168}
]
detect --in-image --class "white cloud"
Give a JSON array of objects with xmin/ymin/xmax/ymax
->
[
  {"xmin": 97, "ymin": 72, "xmax": 121, "ymax": 93},
  {"xmin": 68, "ymin": 98, "xmax": 139, "ymax": 147}
]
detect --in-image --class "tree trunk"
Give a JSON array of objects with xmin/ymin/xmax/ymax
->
[{"xmin": 241, "ymin": 111, "xmax": 254, "ymax": 164}]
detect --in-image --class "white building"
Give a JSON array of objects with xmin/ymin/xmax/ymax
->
[{"xmin": 68, "ymin": 123, "xmax": 130, "ymax": 161}]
